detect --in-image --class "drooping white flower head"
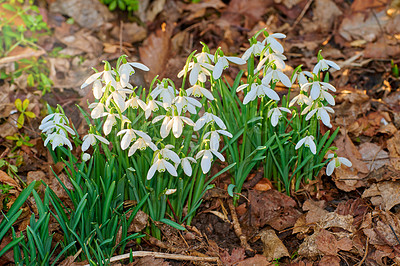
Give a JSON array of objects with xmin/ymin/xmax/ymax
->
[
  {"xmin": 295, "ymin": 135, "xmax": 316, "ymax": 154},
  {"xmin": 242, "ymin": 41, "xmax": 265, "ymax": 61},
  {"xmin": 326, "ymin": 154, "xmax": 352, "ymax": 176},
  {"xmin": 313, "ymin": 59, "xmax": 340, "ymax": 74},
  {"xmin": 82, "ymin": 133, "xmax": 110, "ymax": 152},
  {"xmin": 172, "ymin": 95, "xmax": 201, "ymax": 115},
  {"xmin": 118, "ymin": 62, "xmax": 149, "ymax": 88},
  {"xmin": 291, "ymin": 71, "xmax": 312, "ymax": 86},
  {"xmin": 178, "ymin": 61, "xmax": 214, "ymax": 86},
  {"xmin": 262, "ymin": 33, "xmax": 286, "ymax": 54},
  {"xmin": 186, "ymin": 84, "xmax": 214, "ymax": 101},
  {"xmin": 44, "ymin": 131, "xmax": 73, "ymax": 151},
  {"xmin": 128, "ymin": 137, "xmax": 157, "ymax": 156},
  {"xmin": 124, "ymin": 96, "xmax": 146, "ymax": 112},
  {"xmin": 180, "ymin": 157, "xmax": 197, "ymax": 176},
  {"xmin": 302, "ymin": 105, "xmax": 335, "ymax": 128},
  {"xmin": 213, "ymin": 56, "xmax": 246, "ymax": 79},
  {"xmin": 262, "ymin": 69, "xmax": 292, "ymax": 88},
  {"xmin": 194, "ymin": 112, "xmax": 226, "ymax": 131},
  {"xmin": 145, "ymin": 99, "xmax": 162, "ymax": 119},
  {"xmin": 81, "ymin": 69, "xmax": 116, "ymax": 90},
  {"xmin": 117, "ymin": 128, "xmax": 151, "ymax": 150},
  {"xmin": 241, "ymin": 83, "xmax": 280, "ymax": 105},
  {"xmin": 267, "ymin": 107, "xmax": 291, "ymax": 127},
  {"xmin": 154, "ymin": 145, "xmax": 181, "ymax": 165},
  {"xmin": 40, "ymin": 112, "xmax": 76, "ymax": 151},
  {"xmin": 289, "ymin": 93, "xmax": 312, "ymax": 107},
  {"xmin": 147, "ymin": 157, "xmax": 178, "ymax": 180},
  {"xmin": 256, "ymin": 52, "xmax": 286, "ymax": 73},
  {"xmin": 150, "ymin": 83, "xmax": 177, "ymax": 107},
  {"xmin": 301, "ymin": 81, "xmax": 336, "ymax": 101}
]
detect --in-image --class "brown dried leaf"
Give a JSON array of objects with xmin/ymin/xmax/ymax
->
[
  {"xmin": 129, "ymin": 210, "xmax": 149, "ymax": 233},
  {"xmin": 259, "ymin": 229, "xmax": 290, "ymax": 260},
  {"xmin": 183, "ymin": 0, "xmax": 226, "ymax": 21},
  {"xmin": 220, "ymin": 247, "xmax": 246, "ymax": 266},
  {"xmin": 362, "ymin": 181, "xmax": 400, "ymax": 211},
  {"xmin": 318, "ymin": 255, "xmax": 341, "ymax": 266},
  {"xmin": 139, "ymin": 27, "xmax": 172, "ymax": 83},
  {"xmin": 387, "ymin": 131, "xmax": 400, "ymax": 170},
  {"xmin": 364, "ymin": 42, "xmax": 400, "ymax": 59},
  {"xmin": 334, "ymin": 132, "xmax": 369, "ymax": 174},
  {"xmin": 0, "ymin": 170, "xmax": 21, "ymax": 190},
  {"xmin": 130, "ymin": 256, "xmax": 170, "ymax": 266},
  {"xmin": 111, "ymin": 23, "xmax": 147, "ymax": 44},
  {"xmin": 313, "ymin": 0, "xmax": 342, "ymax": 33},
  {"xmin": 236, "ymin": 254, "xmax": 270, "ymax": 266},
  {"xmin": 358, "ymin": 142, "xmax": 390, "ymax": 171},
  {"xmin": 249, "ymin": 189, "xmax": 302, "ymax": 230}
]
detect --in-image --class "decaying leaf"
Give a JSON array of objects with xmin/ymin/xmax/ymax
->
[
  {"xmin": 358, "ymin": 142, "xmax": 390, "ymax": 171},
  {"xmin": 362, "ymin": 181, "xmax": 400, "ymax": 210},
  {"xmin": 220, "ymin": 247, "xmax": 246, "ymax": 266},
  {"xmin": 236, "ymin": 254, "xmax": 270, "ymax": 266},
  {"xmin": 387, "ymin": 131, "xmax": 400, "ymax": 170},
  {"xmin": 249, "ymin": 189, "xmax": 302, "ymax": 230},
  {"xmin": 313, "ymin": 0, "xmax": 342, "ymax": 33},
  {"xmin": 259, "ymin": 228, "xmax": 290, "ymax": 260}
]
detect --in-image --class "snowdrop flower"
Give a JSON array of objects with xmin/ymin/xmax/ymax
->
[
  {"xmin": 169, "ymin": 112, "xmax": 195, "ymax": 138},
  {"xmin": 301, "ymin": 81, "xmax": 336, "ymax": 101},
  {"xmin": 124, "ymin": 96, "xmax": 146, "ymax": 111},
  {"xmin": 147, "ymin": 156, "xmax": 177, "ymax": 180},
  {"xmin": 39, "ymin": 113, "xmax": 74, "ymax": 135},
  {"xmin": 81, "ymin": 68, "xmax": 116, "ymax": 90},
  {"xmin": 178, "ymin": 61, "xmax": 213, "ymax": 86},
  {"xmin": 117, "ymin": 129, "xmax": 151, "ymax": 150},
  {"xmin": 150, "ymin": 83, "xmax": 176, "ymax": 107},
  {"xmin": 241, "ymin": 83, "xmax": 280, "ymax": 104},
  {"xmin": 326, "ymin": 154, "xmax": 352, "ymax": 176},
  {"xmin": 82, "ymin": 153, "xmax": 91, "ymax": 161},
  {"xmin": 103, "ymin": 113, "xmax": 119, "ymax": 135},
  {"xmin": 82, "ymin": 133, "xmax": 110, "ymax": 152},
  {"xmin": 92, "ymin": 80, "xmax": 104, "ymax": 99},
  {"xmin": 289, "ymin": 93, "xmax": 312, "ymax": 107},
  {"xmin": 145, "ymin": 99, "xmax": 162, "ymax": 119},
  {"xmin": 262, "ymin": 33, "xmax": 286, "ymax": 54},
  {"xmin": 204, "ymin": 130, "xmax": 233, "ymax": 145},
  {"xmin": 165, "ymin": 189, "xmax": 177, "ymax": 195},
  {"xmin": 88, "ymin": 102, "xmax": 106, "ymax": 119},
  {"xmin": 128, "ymin": 137, "xmax": 157, "ymax": 156},
  {"xmin": 196, "ymin": 146, "xmax": 225, "ymax": 174},
  {"xmin": 242, "ymin": 41, "xmax": 265, "ymax": 61},
  {"xmin": 262, "ymin": 69, "xmax": 291, "ymax": 88},
  {"xmin": 106, "ymin": 83, "xmax": 133, "ymax": 110},
  {"xmin": 213, "ymin": 55, "xmax": 246, "ymax": 79},
  {"xmin": 302, "ymin": 105, "xmax": 334, "ymax": 128},
  {"xmin": 118, "ymin": 62, "xmax": 149, "ymax": 87},
  {"xmin": 291, "ymin": 71, "xmax": 312, "ymax": 86},
  {"xmin": 313, "ymin": 59, "xmax": 340, "ymax": 74},
  {"xmin": 186, "ymin": 84, "xmax": 214, "ymax": 101},
  {"xmin": 44, "ymin": 130, "xmax": 73, "ymax": 151},
  {"xmin": 268, "ymin": 107, "xmax": 291, "ymax": 127},
  {"xmin": 256, "ymin": 52, "xmax": 286, "ymax": 72},
  {"xmin": 195, "ymin": 52, "xmax": 214, "ymax": 64},
  {"xmin": 172, "ymin": 95, "xmax": 201, "ymax": 115},
  {"xmin": 319, "ymin": 90, "xmax": 335, "ymax": 106},
  {"xmin": 194, "ymin": 112, "xmax": 226, "ymax": 131},
  {"xmin": 155, "ymin": 145, "xmax": 181, "ymax": 164},
  {"xmin": 295, "ymin": 135, "xmax": 316, "ymax": 154},
  {"xmin": 152, "ymin": 114, "xmax": 172, "ymax": 139},
  {"xmin": 181, "ymin": 157, "xmax": 197, "ymax": 176}
]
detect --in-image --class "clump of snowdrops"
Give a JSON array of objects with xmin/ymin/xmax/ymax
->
[{"xmin": 40, "ymin": 29, "xmax": 352, "ymax": 237}]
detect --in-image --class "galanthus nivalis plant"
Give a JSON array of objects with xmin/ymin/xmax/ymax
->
[{"xmin": 40, "ymin": 29, "xmax": 352, "ymax": 240}]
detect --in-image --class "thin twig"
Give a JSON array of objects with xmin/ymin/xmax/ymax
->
[
  {"xmin": 292, "ymin": 0, "xmax": 314, "ymax": 29},
  {"xmin": 82, "ymin": 251, "xmax": 220, "ymax": 266},
  {"xmin": 356, "ymin": 236, "xmax": 369, "ymax": 266},
  {"xmin": 227, "ymin": 200, "xmax": 253, "ymax": 252}
]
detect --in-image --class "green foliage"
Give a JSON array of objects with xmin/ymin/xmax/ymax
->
[
  {"xmin": 391, "ymin": 60, "xmax": 399, "ymax": 78},
  {"xmin": 13, "ymin": 98, "xmax": 36, "ymax": 128},
  {"xmin": 0, "ymin": 183, "xmax": 14, "ymax": 211},
  {"xmin": 100, "ymin": 0, "xmax": 139, "ymax": 12}
]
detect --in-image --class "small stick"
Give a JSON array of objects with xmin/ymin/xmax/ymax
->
[
  {"xmin": 356, "ymin": 236, "xmax": 369, "ymax": 266},
  {"xmin": 166, "ymin": 198, "xmax": 180, "ymax": 223},
  {"xmin": 82, "ymin": 251, "xmax": 220, "ymax": 266},
  {"xmin": 227, "ymin": 200, "xmax": 253, "ymax": 252},
  {"xmin": 292, "ymin": 0, "xmax": 314, "ymax": 29}
]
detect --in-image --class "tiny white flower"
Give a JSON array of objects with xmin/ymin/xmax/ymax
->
[
  {"xmin": 213, "ymin": 56, "xmax": 246, "ymax": 79},
  {"xmin": 313, "ymin": 59, "xmax": 340, "ymax": 74},
  {"xmin": 268, "ymin": 107, "xmax": 291, "ymax": 127},
  {"xmin": 152, "ymin": 114, "xmax": 172, "ymax": 139},
  {"xmin": 303, "ymin": 105, "xmax": 335, "ymax": 128},
  {"xmin": 243, "ymin": 83, "xmax": 280, "ymax": 104},
  {"xmin": 256, "ymin": 52, "xmax": 286, "ymax": 72},
  {"xmin": 155, "ymin": 145, "xmax": 181, "ymax": 164},
  {"xmin": 82, "ymin": 133, "xmax": 110, "ymax": 152},
  {"xmin": 165, "ymin": 189, "xmax": 177, "ymax": 195},
  {"xmin": 291, "ymin": 71, "xmax": 312, "ymax": 86},
  {"xmin": 117, "ymin": 129, "xmax": 151, "ymax": 150},
  {"xmin": 178, "ymin": 61, "xmax": 213, "ymax": 86},
  {"xmin": 128, "ymin": 137, "xmax": 157, "ymax": 156},
  {"xmin": 81, "ymin": 69, "xmax": 116, "ymax": 90},
  {"xmin": 147, "ymin": 157, "xmax": 177, "ymax": 180},
  {"xmin": 168, "ymin": 113, "xmax": 195, "ymax": 138},
  {"xmin": 124, "ymin": 96, "xmax": 146, "ymax": 111},
  {"xmin": 196, "ymin": 147, "xmax": 225, "ymax": 174},
  {"xmin": 181, "ymin": 157, "xmax": 197, "ymax": 176},
  {"xmin": 44, "ymin": 131, "xmax": 73, "ymax": 151},
  {"xmin": 118, "ymin": 62, "xmax": 149, "ymax": 87},
  {"xmin": 295, "ymin": 135, "xmax": 316, "ymax": 154},
  {"xmin": 103, "ymin": 113, "xmax": 118, "ymax": 135},
  {"xmin": 194, "ymin": 112, "xmax": 226, "ymax": 131},
  {"xmin": 88, "ymin": 102, "xmax": 106, "ymax": 119},
  {"xmin": 82, "ymin": 153, "xmax": 91, "ymax": 161},
  {"xmin": 204, "ymin": 130, "xmax": 233, "ymax": 145},
  {"xmin": 186, "ymin": 85, "xmax": 214, "ymax": 101},
  {"xmin": 92, "ymin": 79, "xmax": 104, "ymax": 99},
  {"xmin": 301, "ymin": 81, "xmax": 336, "ymax": 101},
  {"xmin": 195, "ymin": 52, "xmax": 214, "ymax": 64},
  {"xmin": 145, "ymin": 99, "xmax": 162, "ymax": 119},
  {"xmin": 289, "ymin": 93, "xmax": 312, "ymax": 107},
  {"xmin": 150, "ymin": 83, "xmax": 176, "ymax": 107},
  {"xmin": 106, "ymin": 83, "xmax": 133, "ymax": 111},
  {"xmin": 262, "ymin": 69, "xmax": 292, "ymax": 88},
  {"xmin": 262, "ymin": 33, "xmax": 286, "ymax": 54},
  {"xmin": 173, "ymin": 95, "xmax": 201, "ymax": 115},
  {"xmin": 326, "ymin": 154, "xmax": 352, "ymax": 176},
  {"xmin": 242, "ymin": 41, "xmax": 265, "ymax": 61}
]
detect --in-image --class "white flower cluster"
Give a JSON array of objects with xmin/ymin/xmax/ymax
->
[{"xmin": 39, "ymin": 112, "xmax": 75, "ymax": 150}]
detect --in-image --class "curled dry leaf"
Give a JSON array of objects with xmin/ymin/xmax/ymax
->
[
  {"xmin": 259, "ymin": 228, "xmax": 290, "ymax": 261},
  {"xmin": 362, "ymin": 181, "xmax": 400, "ymax": 211},
  {"xmin": 0, "ymin": 170, "xmax": 21, "ymax": 191}
]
